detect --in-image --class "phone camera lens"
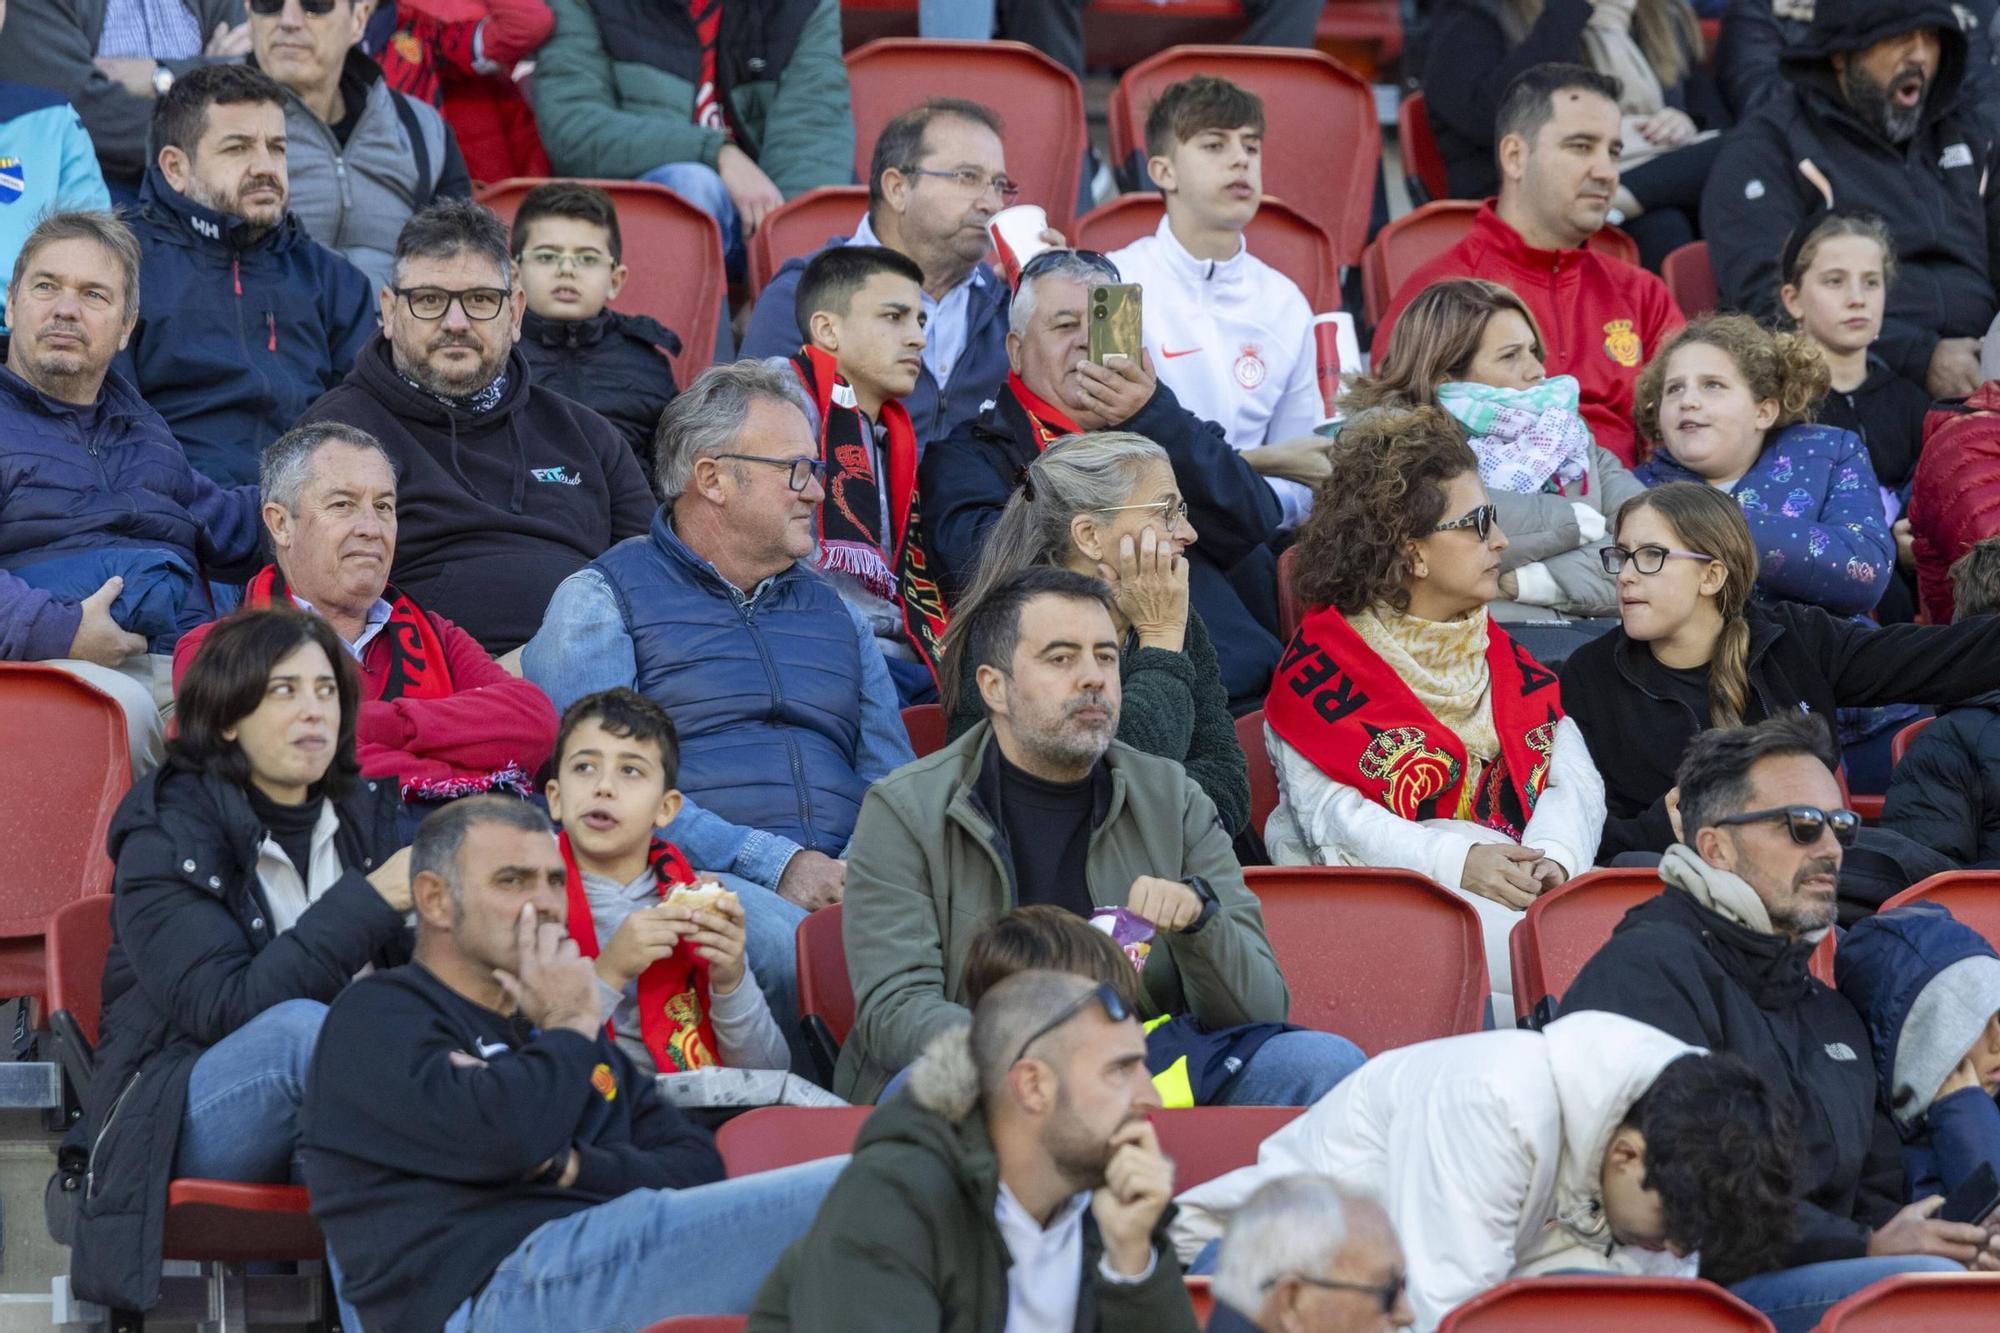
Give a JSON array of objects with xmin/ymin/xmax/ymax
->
[{"xmin": 1094, "ymin": 306, "xmax": 1107, "ymax": 319}]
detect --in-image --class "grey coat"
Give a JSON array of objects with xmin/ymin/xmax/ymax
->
[{"xmin": 1490, "ymin": 443, "xmax": 1647, "ymax": 622}]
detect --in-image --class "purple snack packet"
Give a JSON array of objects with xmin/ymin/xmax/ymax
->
[{"xmin": 1089, "ymin": 907, "xmax": 1155, "ymax": 973}]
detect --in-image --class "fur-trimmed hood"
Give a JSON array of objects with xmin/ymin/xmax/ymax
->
[{"xmin": 909, "ymin": 1024, "xmax": 982, "ymax": 1124}]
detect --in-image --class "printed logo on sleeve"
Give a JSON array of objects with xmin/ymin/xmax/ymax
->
[
  {"xmin": 1744, "ymin": 179, "xmax": 1766, "ymax": 200},
  {"xmin": 0, "ymin": 158, "xmax": 22, "ymax": 207},
  {"xmin": 531, "ymin": 466, "xmax": 585, "ymax": 486},
  {"xmin": 1823, "ymin": 1042, "xmax": 1859, "ymax": 1062},
  {"xmin": 590, "ymin": 1062, "xmax": 619, "ymax": 1101}
]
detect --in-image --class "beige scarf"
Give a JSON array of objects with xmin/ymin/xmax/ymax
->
[
  {"xmin": 1582, "ymin": 0, "xmax": 1666, "ymax": 117},
  {"xmin": 1660, "ymin": 842, "xmax": 1834, "ymax": 944},
  {"xmin": 1348, "ymin": 604, "xmax": 1502, "ymax": 775}
]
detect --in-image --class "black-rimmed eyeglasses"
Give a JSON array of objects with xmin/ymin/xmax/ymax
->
[
  {"xmin": 1600, "ymin": 544, "xmax": 1716, "ymax": 575},
  {"xmin": 1011, "ymin": 982, "xmax": 1132, "ymax": 1066},
  {"xmin": 392, "ymin": 286, "xmax": 509, "ymax": 321},
  {"xmin": 1262, "ymin": 1270, "xmax": 1407, "ymax": 1314},
  {"xmin": 1431, "ymin": 503, "xmax": 1497, "ymax": 542},
  {"xmin": 1711, "ymin": 805, "xmax": 1860, "ymax": 847},
  {"xmin": 712, "ymin": 454, "xmax": 828, "ymax": 492}
]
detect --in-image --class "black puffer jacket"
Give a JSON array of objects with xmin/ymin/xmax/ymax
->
[
  {"xmin": 1704, "ymin": 0, "xmax": 2000, "ymax": 384},
  {"xmin": 1883, "ymin": 693, "xmax": 2000, "ymax": 865},
  {"xmin": 1562, "ymin": 887, "xmax": 1905, "ymax": 1268},
  {"xmin": 59, "ymin": 763, "xmax": 410, "ymax": 1311},
  {"xmin": 518, "ymin": 308, "xmax": 680, "ymax": 476}
]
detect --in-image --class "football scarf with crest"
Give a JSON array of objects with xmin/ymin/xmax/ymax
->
[
  {"xmin": 1264, "ymin": 606, "xmax": 1564, "ymax": 839},
  {"xmin": 789, "ymin": 344, "xmax": 949, "ymax": 680},
  {"xmin": 242, "ymin": 566, "xmax": 453, "ymax": 701}
]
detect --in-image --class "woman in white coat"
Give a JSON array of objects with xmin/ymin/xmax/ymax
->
[{"xmin": 1173, "ymin": 1011, "xmax": 1798, "ymax": 1331}]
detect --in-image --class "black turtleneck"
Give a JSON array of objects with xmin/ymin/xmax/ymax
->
[
  {"xmin": 995, "ymin": 750, "xmax": 1099, "ymax": 918},
  {"xmin": 248, "ymin": 784, "xmax": 326, "ymax": 879}
]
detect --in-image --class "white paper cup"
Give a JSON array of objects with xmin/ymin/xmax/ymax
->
[{"xmin": 988, "ymin": 204, "xmax": 1051, "ymax": 287}]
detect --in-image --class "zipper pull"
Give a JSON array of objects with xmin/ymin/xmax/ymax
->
[
  {"xmin": 232, "ymin": 256, "xmax": 242, "ymax": 298},
  {"xmin": 267, "ymin": 311, "xmax": 277, "ymax": 353}
]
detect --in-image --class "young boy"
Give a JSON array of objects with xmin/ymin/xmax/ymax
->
[
  {"xmin": 787, "ymin": 244, "xmax": 949, "ymax": 706},
  {"xmin": 1107, "ymin": 75, "xmax": 1326, "ymax": 530},
  {"xmin": 512, "ymin": 183, "xmax": 681, "ymax": 473},
  {"xmin": 545, "ymin": 688, "xmax": 788, "ymax": 1074}
]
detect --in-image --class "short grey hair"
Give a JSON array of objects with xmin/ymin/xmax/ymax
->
[
  {"xmin": 1009, "ymin": 252, "xmax": 1116, "ymax": 337},
  {"xmin": 653, "ymin": 358, "xmax": 813, "ymax": 501},
  {"xmin": 259, "ymin": 422, "xmax": 393, "ymax": 514},
  {"xmin": 11, "ymin": 210, "xmax": 142, "ymax": 318},
  {"xmin": 411, "ymin": 794, "xmax": 552, "ymax": 903},
  {"xmin": 968, "ymin": 969, "xmax": 1098, "ymax": 1103},
  {"xmin": 1213, "ymin": 1175, "xmax": 1356, "ymax": 1315}
]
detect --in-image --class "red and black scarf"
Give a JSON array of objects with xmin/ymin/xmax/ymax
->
[
  {"xmin": 558, "ymin": 831, "xmax": 721, "ymax": 1073},
  {"xmin": 243, "ymin": 566, "xmax": 453, "ymax": 701},
  {"xmin": 790, "ymin": 344, "xmax": 949, "ymax": 680},
  {"xmin": 1264, "ymin": 608, "xmax": 1564, "ymax": 840},
  {"xmin": 689, "ymin": 0, "xmax": 730, "ymax": 134},
  {"xmin": 1004, "ymin": 371, "xmax": 1081, "ymax": 452}
]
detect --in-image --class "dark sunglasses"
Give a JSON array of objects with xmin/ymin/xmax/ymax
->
[
  {"xmin": 1011, "ymin": 982, "xmax": 1132, "ymax": 1066},
  {"xmin": 248, "ymin": 0, "xmax": 339, "ymax": 15},
  {"xmin": 1710, "ymin": 805, "xmax": 1860, "ymax": 846},
  {"xmin": 1019, "ymin": 248, "xmax": 1121, "ymax": 284},
  {"xmin": 1263, "ymin": 1270, "xmax": 1407, "ymax": 1315},
  {"xmin": 1431, "ymin": 503, "xmax": 1497, "ymax": 542}
]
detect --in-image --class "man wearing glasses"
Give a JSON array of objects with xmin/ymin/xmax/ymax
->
[
  {"xmin": 742, "ymin": 98, "xmax": 1021, "ymax": 449},
  {"xmin": 1565, "ymin": 715, "xmax": 2000, "ymax": 1328},
  {"xmin": 751, "ymin": 969, "xmax": 1199, "ymax": 1332},
  {"xmin": 1208, "ymin": 1177, "xmax": 1413, "ymax": 1332},
  {"xmin": 301, "ymin": 197, "xmax": 653, "ymax": 654}
]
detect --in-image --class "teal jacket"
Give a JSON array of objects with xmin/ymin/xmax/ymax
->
[
  {"xmin": 530, "ymin": 0, "xmax": 852, "ymax": 194},
  {"xmin": 0, "ymin": 81, "xmax": 110, "ymax": 314}
]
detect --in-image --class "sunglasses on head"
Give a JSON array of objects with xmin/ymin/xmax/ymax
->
[
  {"xmin": 1019, "ymin": 248, "xmax": 1121, "ymax": 284},
  {"xmin": 1430, "ymin": 503, "xmax": 1497, "ymax": 542},
  {"xmin": 1710, "ymin": 805, "xmax": 1860, "ymax": 846},
  {"xmin": 1010, "ymin": 982, "xmax": 1132, "ymax": 1067},
  {"xmin": 248, "ymin": 0, "xmax": 339, "ymax": 15}
]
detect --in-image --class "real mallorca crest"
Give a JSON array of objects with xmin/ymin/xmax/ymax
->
[
  {"xmin": 590, "ymin": 1062, "xmax": 618, "ymax": 1102},
  {"xmin": 1602, "ymin": 319, "xmax": 1642, "ymax": 369},
  {"xmin": 1357, "ymin": 726, "xmax": 1460, "ymax": 819}
]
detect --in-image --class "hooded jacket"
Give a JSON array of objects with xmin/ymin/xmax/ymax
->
[
  {"xmin": 1838, "ymin": 903, "xmax": 2000, "ymax": 1202},
  {"xmin": 1909, "ymin": 383, "xmax": 2000, "ymax": 622},
  {"xmin": 1561, "ymin": 883, "xmax": 1905, "ymax": 1265},
  {"xmin": 1703, "ymin": 0, "xmax": 2000, "ymax": 384},
  {"xmin": 298, "ymin": 335, "xmax": 655, "ymax": 653},
  {"xmin": 751, "ymin": 1028, "xmax": 1199, "ymax": 1333},
  {"xmin": 119, "ymin": 167, "xmax": 377, "ymax": 487},
  {"xmin": 1884, "ymin": 694, "xmax": 2000, "ymax": 866},
  {"xmin": 518, "ymin": 307, "xmax": 679, "ymax": 472},
  {"xmin": 1172, "ymin": 1012, "xmax": 1700, "ymax": 1332},
  {"xmin": 1717, "ymin": 0, "xmax": 2000, "ymax": 127},
  {"xmin": 1559, "ymin": 599, "xmax": 2000, "ymax": 859},
  {"xmin": 59, "ymin": 762, "xmax": 410, "ymax": 1310}
]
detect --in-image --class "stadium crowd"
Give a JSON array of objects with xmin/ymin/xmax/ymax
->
[{"xmin": 11, "ymin": 0, "xmax": 2000, "ymax": 1328}]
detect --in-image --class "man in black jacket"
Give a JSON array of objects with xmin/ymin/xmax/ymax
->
[
  {"xmin": 1703, "ymin": 0, "xmax": 2000, "ymax": 401},
  {"xmin": 919, "ymin": 249, "xmax": 1284, "ymax": 711},
  {"xmin": 300, "ymin": 796, "xmax": 840, "ymax": 1333},
  {"xmin": 1563, "ymin": 716, "xmax": 1997, "ymax": 1331}
]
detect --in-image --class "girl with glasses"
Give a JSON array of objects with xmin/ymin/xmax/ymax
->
[
  {"xmin": 1560, "ymin": 483, "xmax": 2000, "ymax": 871},
  {"xmin": 1265, "ymin": 407, "xmax": 1606, "ymax": 1010}
]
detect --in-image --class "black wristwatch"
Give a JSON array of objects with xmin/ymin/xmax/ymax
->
[{"xmin": 1181, "ymin": 875, "xmax": 1219, "ymax": 935}]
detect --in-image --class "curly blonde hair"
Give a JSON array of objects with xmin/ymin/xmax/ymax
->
[
  {"xmin": 1633, "ymin": 314, "xmax": 1830, "ymax": 454},
  {"xmin": 1290, "ymin": 406, "xmax": 1479, "ymax": 615}
]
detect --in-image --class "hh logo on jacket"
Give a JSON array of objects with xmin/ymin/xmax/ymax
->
[
  {"xmin": 1603, "ymin": 320, "xmax": 1641, "ymax": 368},
  {"xmin": 531, "ymin": 466, "xmax": 584, "ymax": 485}
]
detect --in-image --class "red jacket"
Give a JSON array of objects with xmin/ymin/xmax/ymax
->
[
  {"xmin": 1909, "ymin": 383, "xmax": 2000, "ymax": 623},
  {"xmin": 1371, "ymin": 201, "xmax": 1685, "ymax": 466},
  {"xmin": 172, "ymin": 584, "xmax": 557, "ymax": 795},
  {"xmin": 377, "ymin": 0, "xmax": 553, "ymax": 184}
]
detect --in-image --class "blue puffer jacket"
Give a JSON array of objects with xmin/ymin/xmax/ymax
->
[
  {"xmin": 592, "ymin": 508, "xmax": 868, "ymax": 854},
  {"xmin": 1638, "ymin": 422, "xmax": 1894, "ymax": 616},
  {"xmin": 0, "ymin": 361, "xmax": 261, "ymax": 661},
  {"xmin": 1837, "ymin": 902, "xmax": 2000, "ymax": 1202},
  {"xmin": 118, "ymin": 167, "xmax": 376, "ymax": 487}
]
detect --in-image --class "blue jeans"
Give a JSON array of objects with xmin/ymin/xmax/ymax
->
[
  {"xmin": 173, "ymin": 997, "xmax": 327, "ymax": 1180},
  {"xmin": 1729, "ymin": 1255, "xmax": 1963, "ymax": 1333},
  {"xmin": 716, "ymin": 871, "xmax": 812, "ymax": 1074},
  {"xmin": 1215, "ymin": 1030, "xmax": 1365, "ymax": 1107},
  {"xmin": 641, "ymin": 160, "xmax": 746, "ymax": 289},
  {"xmin": 440, "ymin": 1157, "xmax": 844, "ymax": 1331}
]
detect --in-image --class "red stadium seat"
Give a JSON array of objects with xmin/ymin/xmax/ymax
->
[
  {"xmin": 1440, "ymin": 1275, "xmax": 1773, "ymax": 1331},
  {"xmin": 1237, "ymin": 709, "xmax": 1280, "ymax": 837},
  {"xmin": 477, "ymin": 178, "xmax": 725, "ymax": 380},
  {"xmin": 1881, "ymin": 871, "xmax": 2000, "ymax": 950},
  {"xmin": 1111, "ymin": 46, "xmax": 1380, "ymax": 267},
  {"xmin": 1817, "ymin": 1271, "xmax": 2000, "ymax": 1329},
  {"xmin": 844, "ymin": 39, "xmax": 1087, "ymax": 232},
  {"xmin": 747, "ymin": 185, "xmax": 871, "ymax": 297},
  {"xmin": 1662, "ymin": 241, "xmax": 1719, "ymax": 318},
  {"xmin": 640, "ymin": 1319, "xmax": 749, "ymax": 1333},
  {"xmin": 795, "ymin": 903, "xmax": 854, "ymax": 1083},
  {"xmin": 1890, "ymin": 716, "xmax": 1935, "ymax": 768},
  {"xmin": 1244, "ymin": 865, "xmax": 1488, "ymax": 1054},
  {"xmin": 0, "ymin": 663, "xmax": 130, "ymax": 1012},
  {"xmin": 1362, "ymin": 200, "xmax": 1639, "ymax": 327},
  {"xmin": 1399, "ymin": 90, "xmax": 1449, "ymax": 203},
  {"xmin": 1074, "ymin": 193, "xmax": 1344, "ymax": 312},
  {"xmin": 901, "ymin": 703, "xmax": 948, "ymax": 759}
]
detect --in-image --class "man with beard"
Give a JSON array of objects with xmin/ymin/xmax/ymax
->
[
  {"xmin": 750, "ymin": 967, "xmax": 1199, "ymax": 1332},
  {"xmin": 121, "ymin": 64, "xmax": 376, "ymax": 487},
  {"xmin": 300, "ymin": 197, "xmax": 653, "ymax": 655},
  {"xmin": 831, "ymin": 565, "xmax": 1289, "ymax": 1105},
  {"xmin": 1563, "ymin": 715, "xmax": 2000, "ymax": 1331},
  {"xmin": 1704, "ymin": 1, "xmax": 2000, "ymax": 402}
]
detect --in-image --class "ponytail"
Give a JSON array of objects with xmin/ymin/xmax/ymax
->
[{"xmin": 1709, "ymin": 612, "xmax": 1751, "ymax": 729}]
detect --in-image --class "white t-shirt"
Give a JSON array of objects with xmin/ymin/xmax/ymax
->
[{"xmin": 1109, "ymin": 215, "xmax": 1321, "ymax": 529}]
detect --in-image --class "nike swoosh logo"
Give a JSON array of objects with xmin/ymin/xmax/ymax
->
[{"xmin": 1161, "ymin": 347, "xmax": 1202, "ymax": 358}]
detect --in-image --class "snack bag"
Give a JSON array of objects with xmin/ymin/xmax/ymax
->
[{"xmin": 1090, "ymin": 907, "xmax": 1155, "ymax": 973}]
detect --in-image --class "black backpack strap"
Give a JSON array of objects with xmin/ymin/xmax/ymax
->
[{"xmin": 389, "ymin": 88, "xmax": 437, "ymax": 206}]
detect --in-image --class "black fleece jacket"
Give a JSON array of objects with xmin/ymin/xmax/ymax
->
[
  {"xmin": 519, "ymin": 308, "xmax": 680, "ymax": 475},
  {"xmin": 1562, "ymin": 887, "xmax": 1905, "ymax": 1268},
  {"xmin": 1560, "ymin": 601, "xmax": 2000, "ymax": 860}
]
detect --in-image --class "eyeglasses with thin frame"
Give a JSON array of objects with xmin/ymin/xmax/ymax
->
[
  {"xmin": 1097, "ymin": 497, "xmax": 1191, "ymax": 526},
  {"xmin": 1261, "ymin": 1270, "xmax": 1407, "ymax": 1315},
  {"xmin": 1430, "ymin": 503, "xmax": 1497, "ymax": 542},
  {"xmin": 393, "ymin": 286, "xmax": 509, "ymax": 321},
  {"xmin": 1600, "ymin": 544, "xmax": 1716, "ymax": 575},
  {"xmin": 248, "ymin": 0, "xmax": 337, "ymax": 15},
  {"xmin": 1710, "ymin": 805, "xmax": 1860, "ymax": 847},
  {"xmin": 902, "ymin": 165, "xmax": 1021, "ymax": 204},
  {"xmin": 518, "ymin": 248, "xmax": 614, "ymax": 273},
  {"xmin": 1011, "ymin": 982, "xmax": 1132, "ymax": 1067},
  {"xmin": 1020, "ymin": 248, "xmax": 1120, "ymax": 283},
  {"xmin": 711, "ymin": 453, "xmax": 828, "ymax": 493}
]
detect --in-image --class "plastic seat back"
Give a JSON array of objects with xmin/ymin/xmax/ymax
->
[
  {"xmin": 796, "ymin": 904, "xmax": 855, "ymax": 1044},
  {"xmin": 747, "ymin": 184, "xmax": 870, "ymax": 297},
  {"xmin": 1399, "ymin": 90, "xmax": 1448, "ymax": 202},
  {"xmin": 1509, "ymin": 868, "xmax": 1665, "ymax": 1025},
  {"xmin": 161, "ymin": 1180, "xmax": 323, "ymax": 1262},
  {"xmin": 1662, "ymin": 241, "xmax": 1718, "ymax": 317},
  {"xmin": 900, "ymin": 703, "xmax": 949, "ymax": 759},
  {"xmin": 48, "ymin": 895, "xmax": 115, "ymax": 1049},
  {"xmin": 1236, "ymin": 710, "xmax": 1280, "ymax": 838},
  {"xmin": 0, "ymin": 663, "xmax": 129, "ymax": 1003},
  {"xmin": 844, "ymin": 39, "xmax": 1087, "ymax": 231},
  {"xmin": 1881, "ymin": 871, "xmax": 2000, "ymax": 950},
  {"xmin": 640, "ymin": 1320, "xmax": 749, "ymax": 1333},
  {"xmin": 1440, "ymin": 1276, "xmax": 1774, "ymax": 1331},
  {"xmin": 1075, "ymin": 194, "xmax": 1343, "ymax": 311},
  {"xmin": 1890, "ymin": 716, "xmax": 1935, "ymax": 768},
  {"xmin": 476, "ymin": 178, "xmax": 725, "ymax": 379},
  {"xmin": 1817, "ymin": 1271, "xmax": 2000, "ymax": 1329},
  {"xmin": 1112, "ymin": 46, "xmax": 1380, "ymax": 266},
  {"xmin": 1244, "ymin": 866, "xmax": 1487, "ymax": 1055},
  {"xmin": 1150, "ymin": 1106, "xmax": 1299, "ymax": 1189}
]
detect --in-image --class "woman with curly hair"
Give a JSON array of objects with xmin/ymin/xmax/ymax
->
[
  {"xmin": 1633, "ymin": 314, "xmax": 1893, "ymax": 617},
  {"xmin": 1264, "ymin": 406, "xmax": 1605, "ymax": 998}
]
